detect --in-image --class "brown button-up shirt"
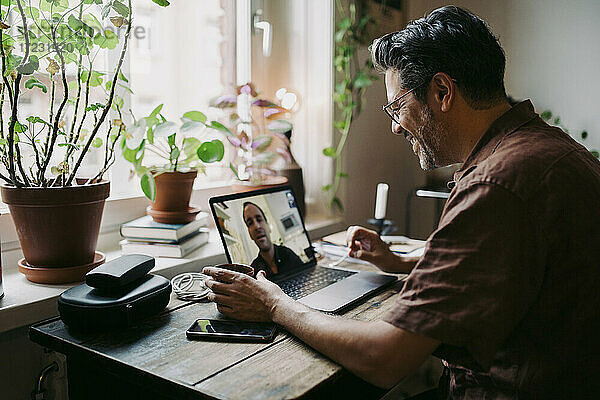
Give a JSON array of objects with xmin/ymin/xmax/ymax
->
[{"xmin": 384, "ymin": 100, "xmax": 600, "ymax": 398}]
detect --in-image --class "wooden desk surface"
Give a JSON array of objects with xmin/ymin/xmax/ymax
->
[{"xmin": 30, "ymin": 262, "xmax": 406, "ymax": 400}]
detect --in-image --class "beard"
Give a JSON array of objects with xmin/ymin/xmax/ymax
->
[{"xmin": 411, "ymin": 104, "xmax": 451, "ymax": 170}]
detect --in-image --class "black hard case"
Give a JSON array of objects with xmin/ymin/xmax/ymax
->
[{"xmin": 58, "ymin": 274, "xmax": 171, "ymax": 328}]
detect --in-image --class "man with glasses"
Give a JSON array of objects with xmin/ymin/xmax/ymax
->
[{"xmin": 203, "ymin": 5, "xmax": 600, "ymax": 398}]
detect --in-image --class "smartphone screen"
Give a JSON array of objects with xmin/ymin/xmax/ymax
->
[{"xmin": 186, "ymin": 319, "xmax": 277, "ymax": 342}]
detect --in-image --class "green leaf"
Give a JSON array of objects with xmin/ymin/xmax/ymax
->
[
  {"xmin": 119, "ymin": 83, "xmax": 133, "ymax": 94},
  {"xmin": 25, "ymin": 77, "xmax": 47, "ymax": 93},
  {"xmin": 331, "ymin": 196, "xmax": 344, "ymax": 212},
  {"xmin": 92, "ymin": 137, "xmax": 103, "ymax": 148},
  {"xmin": 180, "ymin": 120, "xmax": 205, "ymax": 134},
  {"xmin": 26, "ymin": 116, "xmax": 49, "ymax": 125},
  {"xmin": 553, "ymin": 116, "xmax": 561, "ymax": 125},
  {"xmin": 26, "ymin": 7, "xmax": 40, "ymax": 19},
  {"xmin": 118, "ymin": 70, "xmax": 128, "ymax": 83},
  {"xmin": 68, "ymin": 14, "xmax": 83, "ymax": 31},
  {"xmin": 112, "ymin": 1, "xmax": 130, "ymax": 17},
  {"xmin": 10, "ymin": 117, "xmax": 27, "ymax": 133},
  {"xmin": 152, "ymin": 0, "xmax": 170, "ymax": 6},
  {"xmin": 150, "ymin": 104, "xmax": 164, "ymax": 118},
  {"xmin": 140, "ymin": 172, "xmax": 156, "ymax": 201},
  {"xmin": 207, "ymin": 121, "xmax": 232, "ymax": 136},
  {"xmin": 182, "ymin": 137, "xmax": 202, "ymax": 158},
  {"xmin": 101, "ymin": 2, "xmax": 111, "ymax": 19},
  {"xmin": 82, "ymin": 13, "xmax": 103, "ymax": 32},
  {"xmin": 112, "ymin": 95, "xmax": 124, "ymax": 111},
  {"xmin": 229, "ymin": 162, "xmax": 239, "ymax": 179},
  {"xmin": 81, "ymin": 70, "xmax": 104, "ymax": 87},
  {"xmin": 338, "ymin": 18, "xmax": 351, "ymax": 30},
  {"xmin": 540, "ymin": 110, "xmax": 552, "ymax": 121},
  {"xmin": 252, "ymin": 135, "xmax": 272, "ymax": 151},
  {"xmin": 197, "ymin": 140, "xmax": 224, "ymax": 163},
  {"xmin": 322, "ymin": 184, "xmax": 331, "ymax": 191},
  {"xmin": 322, "ymin": 147, "xmax": 336, "ymax": 157},
  {"xmin": 0, "ymin": 138, "xmax": 6, "ymax": 146},
  {"xmin": 167, "ymin": 133, "xmax": 176, "ymax": 147},
  {"xmin": 40, "ymin": 0, "xmax": 68, "ymax": 13},
  {"xmin": 336, "ymin": 171, "xmax": 349, "ymax": 178},
  {"xmin": 94, "ymin": 29, "xmax": 118, "ymax": 49},
  {"xmin": 183, "ymin": 111, "xmax": 207, "ymax": 123},
  {"xmin": 591, "ymin": 150, "xmax": 599, "ymax": 158},
  {"xmin": 154, "ymin": 121, "xmax": 177, "ymax": 138},
  {"xmin": 17, "ymin": 55, "xmax": 39, "ymax": 75},
  {"xmin": 122, "ymin": 140, "xmax": 145, "ymax": 163},
  {"xmin": 353, "ymin": 72, "xmax": 372, "ymax": 89}
]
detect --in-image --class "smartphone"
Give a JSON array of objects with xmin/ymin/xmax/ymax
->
[{"xmin": 186, "ymin": 319, "xmax": 277, "ymax": 342}]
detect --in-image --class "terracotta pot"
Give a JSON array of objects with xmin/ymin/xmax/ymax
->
[
  {"xmin": 1, "ymin": 180, "xmax": 110, "ymax": 268},
  {"xmin": 152, "ymin": 170, "xmax": 197, "ymax": 212}
]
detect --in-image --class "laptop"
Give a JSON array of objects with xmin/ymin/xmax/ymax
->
[{"xmin": 209, "ymin": 185, "xmax": 397, "ymax": 313}]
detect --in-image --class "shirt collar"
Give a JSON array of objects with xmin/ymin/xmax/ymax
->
[{"xmin": 452, "ymin": 100, "xmax": 538, "ymax": 183}]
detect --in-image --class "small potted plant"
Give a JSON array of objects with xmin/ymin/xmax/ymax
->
[
  {"xmin": 121, "ymin": 104, "xmax": 227, "ymax": 223},
  {"xmin": 211, "ymin": 82, "xmax": 296, "ymax": 185},
  {"xmin": 0, "ymin": 0, "xmax": 169, "ymax": 283}
]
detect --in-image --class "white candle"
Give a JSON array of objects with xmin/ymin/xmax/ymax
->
[{"xmin": 374, "ymin": 183, "xmax": 389, "ymax": 220}]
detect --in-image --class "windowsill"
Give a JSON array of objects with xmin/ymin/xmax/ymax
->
[{"xmin": 0, "ymin": 214, "xmax": 344, "ymax": 335}]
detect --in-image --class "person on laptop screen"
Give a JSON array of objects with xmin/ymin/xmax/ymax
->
[{"xmin": 243, "ymin": 202, "xmax": 303, "ymax": 277}]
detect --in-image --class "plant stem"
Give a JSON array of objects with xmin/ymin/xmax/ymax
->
[
  {"xmin": 7, "ymin": 0, "xmax": 30, "ymax": 187},
  {"xmin": 0, "ymin": 29, "xmax": 14, "ymax": 112},
  {"xmin": 71, "ymin": 59, "xmax": 93, "ymax": 155},
  {"xmin": 39, "ymin": 8, "xmax": 73, "ymax": 186},
  {"xmin": 68, "ymin": 2, "xmax": 84, "ymax": 144},
  {"xmin": 66, "ymin": 0, "xmax": 133, "ymax": 185},
  {"xmin": 146, "ymin": 144, "xmax": 170, "ymax": 159}
]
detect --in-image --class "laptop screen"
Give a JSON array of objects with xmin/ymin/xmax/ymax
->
[{"xmin": 210, "ymin": 187, "xmax": 316, "ymax": 278}]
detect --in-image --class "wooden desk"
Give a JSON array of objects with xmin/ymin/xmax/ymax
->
[{"xmin": 30, "ymin": 262, "xmax": 405, "ymax": 400}]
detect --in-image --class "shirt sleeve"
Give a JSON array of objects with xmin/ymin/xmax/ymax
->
[{"xmin": 383, "ymin": 181, "xmax": 543, "ymax": 370}]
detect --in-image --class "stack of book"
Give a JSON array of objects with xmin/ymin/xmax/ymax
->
[{"xmin": 120, "ymin": 212, "xmax": 210, "ymax": 258}]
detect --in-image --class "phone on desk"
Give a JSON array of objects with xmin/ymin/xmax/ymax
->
[{"xmin": 186, "ymin": 319, "xmax": 277, "ymax": 342}]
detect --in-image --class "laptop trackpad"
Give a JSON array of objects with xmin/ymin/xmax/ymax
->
[{"xmin": 298, "ymin": 272, "xmax": 396, "ymax": 313}]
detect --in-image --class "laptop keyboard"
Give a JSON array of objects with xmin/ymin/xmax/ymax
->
[{"xmin": 279, "ymin": 267, "xmax": 356, "ymax": 300}]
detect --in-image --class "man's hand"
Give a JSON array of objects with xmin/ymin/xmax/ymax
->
[
  {"xmin": 346, "ymin": 226, "xmax": 419, "ymax": 273},
  {"xmin": 202, "ymin": 267, "xmax": 287, "ymax": 322}
]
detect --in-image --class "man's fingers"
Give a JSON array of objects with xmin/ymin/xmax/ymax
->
[
  {"xmin": 216, "ymin": 303, "xmax": 234, "ymax": 315},
  {"xmin": 207, "ymin": 292, "xmax": 234, "ymax": 306},
  {"xmin": 345, "ymin": 225, "xmax": 359, "ymax": 246},
  {"xmin": 205, "ymin": 279, "xmax": 232, "ymax": 295},
  {"xmin": 351, "ymin": 248, "xmax": 376, "ymax": 263},
  {"xmin": 256, "ymin": 270, "xmax": 267, "ymax": 281},
  {"xmin": 202, "ymin": 267, "xmax": 238, "ymax": 283}
]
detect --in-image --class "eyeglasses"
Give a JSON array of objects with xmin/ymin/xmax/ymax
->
[{"xmin": 382, "ymin": 80, "xmax": 429, "ymax": 125}]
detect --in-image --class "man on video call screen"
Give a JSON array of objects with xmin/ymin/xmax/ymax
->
[
  {"xmin": 213, "ymin": 190, "xmax": 311, "ymax": 278},
  {"xmin": 242, "ymin": 201, "xmax": 303, "ymax": 277}
]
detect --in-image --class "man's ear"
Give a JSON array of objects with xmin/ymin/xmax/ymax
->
[{"xmin": 431, "ymin": 72, "xmax": 455, "ymax": 112}]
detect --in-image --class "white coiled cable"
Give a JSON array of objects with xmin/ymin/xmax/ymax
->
[{"xmin": 171, "ymin": 272, "xmax": 211, "ymax": 301}]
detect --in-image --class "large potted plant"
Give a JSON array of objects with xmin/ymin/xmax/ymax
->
[
  {"xmin": 121, "ymin": 104, "xmax": 226, "ymax": 223},
  {"xmin": 0, "ymin": 0, "xmax": 169, "ymax": 283}
]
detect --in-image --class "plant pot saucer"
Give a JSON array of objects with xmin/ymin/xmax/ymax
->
[
  {"xmin": 18, "ymin": 251, "xmax": 106, "ymax": 285},
  {"xmin": 146, "ymin": 205, "xmax": 202, "ymax": 224}
]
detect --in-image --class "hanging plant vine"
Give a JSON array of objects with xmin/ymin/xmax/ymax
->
[{"xmin": 322, "ymin": 0, "xmax": 378, "ymax": 211}]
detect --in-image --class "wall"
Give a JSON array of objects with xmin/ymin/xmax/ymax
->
[
  {"xmin": 405, "ymin": 0, "xmax": 600, "ymax": 152},
  {"xmin": 503, "ymin": 0, "xmax": 600, "ymax": 152}
]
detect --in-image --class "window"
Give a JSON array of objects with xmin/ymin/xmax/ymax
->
[
  {"xmin": 0, "ymin": 1, "xmax": 334, "ymax": 218},
  {"xmin": 0, "ymin": 0, "xmax": 235, "ymax": 211}
]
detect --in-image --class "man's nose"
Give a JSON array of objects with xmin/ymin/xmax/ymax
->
[{"xmin": 391, "ymin": 121, "xmax": 407, "ymax": 137}]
